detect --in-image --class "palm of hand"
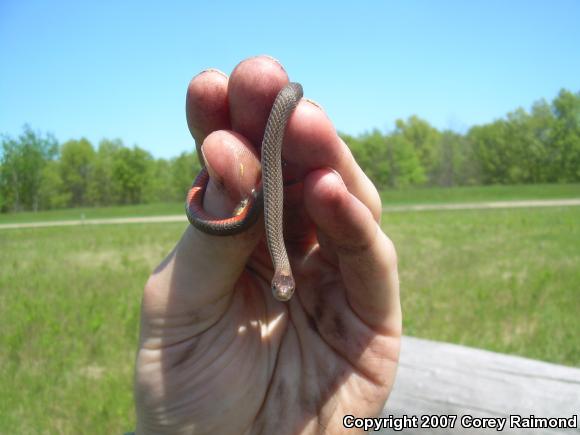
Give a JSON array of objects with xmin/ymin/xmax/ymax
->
[{"xmin": 136, "ymin": 238, "xmax": 398, "ymax": 435}]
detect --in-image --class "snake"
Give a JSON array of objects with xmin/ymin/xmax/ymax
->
[{"xmin": 185, "ymin": 82, "xmax": 303, "ymax": 302}]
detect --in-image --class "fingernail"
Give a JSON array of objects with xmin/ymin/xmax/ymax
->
[
  {"xmin": 194, "ymin": 68, "xmax": 228, "ymax": 79},
  {"xmin": 305, "ymin": 98, "xmax": 325, "ymax": 113},
  {"xmin": 329, "ymin": 168, "xmax": 344, "ymax": 185},
  {"xmin": 243, "ymin": 54, "xmax": 287, "ymax": 74},
  {"xmin": 200, "ymin": 146, "xmax": 219, "ymax": 183},
  {"xmin": 262, "ymin": 54, "xmax": 284, "ymax": 68}
]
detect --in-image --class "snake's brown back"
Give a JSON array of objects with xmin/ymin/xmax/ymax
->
[
  {"xmin": 261, "ymin": 82, "xmax": 303, "ymax": 301},
  {"xmin": 186, "ymin": 82, "xmax": 303, "ymax": 302}
]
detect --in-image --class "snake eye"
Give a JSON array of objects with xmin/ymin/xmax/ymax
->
[{"xmin": 272, "ymin": 274, "xmax": 295, "ymax": 302}]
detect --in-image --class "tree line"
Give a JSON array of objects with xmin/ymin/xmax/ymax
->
[
  {"xmin": 0, "ymin": 132, "xmax": 200, "ymax": 212},
  {"xmin": 1, "ymin": 88, "xmax": 578, "ymax": 213},
  {"xmin": 343, "ymin": 88, "xmax": 579, "ymax": 188}
]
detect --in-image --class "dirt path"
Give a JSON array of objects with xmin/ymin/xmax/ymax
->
[
  {"xmin": 381, "ymin": 198, "xmax": 580, "ymax": 212},
  {"xmin": 0, "ymin": 215, "xmax": 185, "ymax": 230},
  {"xmin": 1, "ymin": 198, "xmax": 579, "ymax": 230}
]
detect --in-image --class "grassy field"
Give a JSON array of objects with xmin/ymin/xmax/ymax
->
[
  {"xmin": 0, "ymin": 183, "xmax": 579, "ymax": 224},
  {"xmin": 383, "ymin": 206, "xmax": 580, "ymax": 364},
  {"xmin": 379, "ymin": 182, "xmax": 580, "ymax": 205},
  {"xmin": 0, "ymin": 202, "xmax": 183, "ymax": 224},
  {"xmin": 1, "ymin": 187, "xmax": 579, "ymax": 433}
]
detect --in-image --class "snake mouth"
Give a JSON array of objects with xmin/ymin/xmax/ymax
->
[{"xmin": 272, "ymin": 273, "xmax": 295, "ymax": 302}]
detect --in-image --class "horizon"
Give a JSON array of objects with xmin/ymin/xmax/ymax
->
[
  {"xmin": 1, "ymin": 0, "xmax": 579, "ymax": 158},
  {"xmin": 2, "ymin": 85, "xmax": 576, "ymax": 160}
]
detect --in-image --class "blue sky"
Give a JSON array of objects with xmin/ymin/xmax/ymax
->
[{"xmin": 1, "ymin": 0, "xmax": 579, "ymax": 158}]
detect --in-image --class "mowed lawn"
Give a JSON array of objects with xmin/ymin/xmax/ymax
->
[{"xmin": 1, "ymin": 202, "xmax": 579, "ymax": 432}]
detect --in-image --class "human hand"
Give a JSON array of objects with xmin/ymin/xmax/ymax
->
[{"xmin": 134, "ymin": 56, "xmax": 401, "ymax": 435}]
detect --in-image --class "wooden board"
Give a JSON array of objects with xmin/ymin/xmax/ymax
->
[{"xmin": 377, "ymin": 337, "xmax": 580, "ymax": 434}]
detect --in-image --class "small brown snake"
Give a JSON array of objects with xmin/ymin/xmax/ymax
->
[{"xmin": 185, "ymin": 82, "xmax": 303, "ymax": 302}]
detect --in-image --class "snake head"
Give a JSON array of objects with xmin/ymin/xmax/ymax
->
[{"xmin": 272, "ymin": 273, "xmax": 295, "ymax": 302}]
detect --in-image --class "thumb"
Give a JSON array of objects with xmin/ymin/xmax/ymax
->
[
  {"xmin": 142, "ymin": 130, "xmax": 263, "ymax": 335},
  {"xmin": 197, "ymin": 130, "xmax": 262, "ymax": 227}
]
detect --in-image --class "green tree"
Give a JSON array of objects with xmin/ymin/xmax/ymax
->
[
  {"xmin": 171, "ymin": 150, "xmax": 201, "ymax": 200},
  {"xmin": 39, "ymin": 160, "xmax": 70, "ymax": 209},
  {"xmin": 150, "ymin": 158, "xmax": 175, "ymax": 202},
  {"xmin": 432, "ymin": 130, "xmax": 474, "ymax": 186},
  {"xmin": 60, "ymin": 138, "xmax": 95, "ymax": 207},
  {"xmin": 87, "ymin": 139, "xmax": 123, "ymax": 206},
  {"xmin": 469, "ymin": 99, "xmax": 562, "ymax": 185},
  {"xmin": 550, "ymin": 89, "xmax": 580, "ymax": 181},
  {"xmin": 0, "ymin": 161, "xmax": 5, "ymax": 211},
  {"xmin": 0, "ymin": 125, "xmax": 58, "ymax": 212},
  {"xmin": 342, "ymin": 130, "xmax": 391, "ymax": 188},
  {"xmin": 468, "ymin": 119, "xmax": 516, "ymax": 184},
  {"xmin": 386, "ymin": 133, "xmax": 425, "ymax": 187},
  {"xmin": 343, "ymin": 128, "xmax": 425, "ymax": 188},
  {"xmin": 394, "ymin": 116, "xmax": 440, "ymax": 182},
  {"xmin": 527, "ymin": 100, "xmax": 556, "ymax": 182},
  {"xmin": 112, "ymin": 145, "xmax": 154, "ymax": 204}
]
